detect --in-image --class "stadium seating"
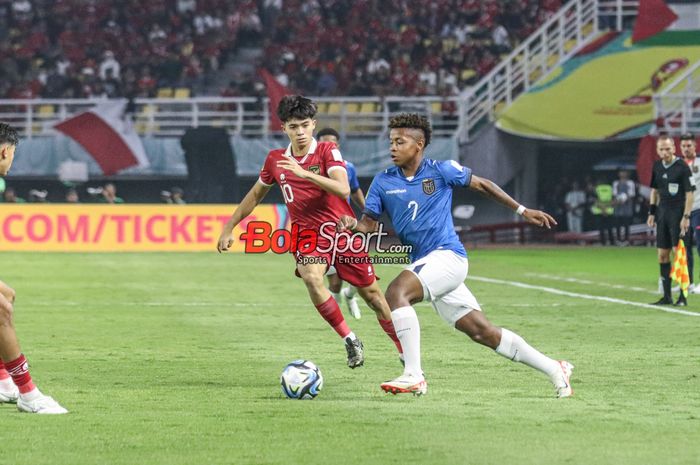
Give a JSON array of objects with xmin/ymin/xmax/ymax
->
[{"xmin": 1, "ymin": 0, "xmax": 565, "ymax": 100}]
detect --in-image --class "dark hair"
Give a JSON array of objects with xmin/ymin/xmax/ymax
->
[
  {"xmin": 680, "ymin": 133, "xmax": 695, "ymax": 142},
  {"xmin": 388, "ymin": 113, "xmax": 432, "ymax": 147},
  {"xmin": 316, "ymin": 127, "xmax": 340, "ymax": 140},
  {"xmin": 277, "ymin": 95, "xmax": 317, "ymax": 123},
  {"xmin": 0, "ymin": 123, "xmax": 19, "ymax": 146}
]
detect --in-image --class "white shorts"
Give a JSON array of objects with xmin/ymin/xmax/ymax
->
[{"xmin": 406, "ymin": 249, "xmax": 481, "ymax": 327}]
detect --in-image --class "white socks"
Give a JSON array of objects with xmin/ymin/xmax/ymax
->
[
  {"xmin": 19, "ymin": 387, "xmax": 42, "ymax": 402},
  {"xmin": 391, "ymin": 306, "xmax": 422, "ymax": 378},
  {"xmin": 496, "ymin": 328, "xmax": 560, "ymax": 378},
  {"xmin": 343, "ymin": 286, "xmax": 358, "ymax": 299},
  {"xmin": 0, "ymin": 377, "xmax": 15, "ymax": 392},
  {"xmin": 330, "ymin": 291, "xmax": 341, "ymax": 304}
]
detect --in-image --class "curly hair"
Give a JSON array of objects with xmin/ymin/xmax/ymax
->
[
  {"xmin": 388, "ymin": 113, "xmax": 432, "ymax": 147},
  {"xmin": 0, "ymin": 123, "xmax": 19, "ymax": 146},
  {"xmin": 277, "ymin": 95, "xmax": 317, "ymax": 123}
]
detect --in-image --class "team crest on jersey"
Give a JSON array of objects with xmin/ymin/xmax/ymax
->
[
  {"xmin": 422, "ymin": 178, "xmax": 436, "ymax": 195},
  {"xmin": 308, "ymin": 165, "xmax": 321, "ymax": 175}
]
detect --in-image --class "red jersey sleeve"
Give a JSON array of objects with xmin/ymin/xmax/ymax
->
[
  {"xmin": 259, "ymin": 152, "xmax": 276, "ymax": 186},
  {"xmin": 319, "ymin": 142, "xmax": 347, "ymax": 176}
]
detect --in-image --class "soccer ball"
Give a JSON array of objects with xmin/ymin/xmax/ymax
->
[{"xmin": 280, "ymin": 360, "xmax": 323, "ymax": 400}]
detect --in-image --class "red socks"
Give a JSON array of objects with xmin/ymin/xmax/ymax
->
[
  {"xmin": 4, "ymin": 354, "xmax": 35, "ymax": 394},
  {"xmin": 379, "ymin": 319, "xmax": 403, "ymax": 354},
  {"xmin": 315, "ymin": 296, "xmax": 351, "ymax": 338}
]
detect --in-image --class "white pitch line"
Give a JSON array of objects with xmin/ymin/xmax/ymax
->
[
  {"xmin": 469, "ymin": 276, "xmax": 700, "ymax": 317},
  {"xmin": 524, "ymin": 273, "xmax": 658, "ymax": 294}
]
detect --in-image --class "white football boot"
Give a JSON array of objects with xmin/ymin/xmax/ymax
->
[
  {"xmin": 342, "ymin": 287, "xmax": 361, "ymax": 319},
  {"xmin": 0, "ymin": 381, "xmax": 19, "ymax": 403},
  {"xmin": 17, "ymin": 392, "xmax": 68, "ymax": 414},
  {"xmin": 551, "ymin": 360, "xmax": 574, "ymax": 398},
  {"xmin": 381, "ymin": 373, "xmax": 427, "ymax": 396}
]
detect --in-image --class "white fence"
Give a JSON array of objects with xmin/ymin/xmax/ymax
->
[
  {"xmin": 0, "ymin": 96, "xmax": 461, "ymax": 140},
  {"xmin": 653, "ymin": 60, "xmax": 700, "ymax": 136}
]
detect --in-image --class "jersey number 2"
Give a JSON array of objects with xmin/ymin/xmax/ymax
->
[
  {"xmin": 408, "ymin": 200, "xmax": 418, "ymax": 221},
  {"xmin": 282, "ymin": 184, "xmax": 294, "ymax": 203}
]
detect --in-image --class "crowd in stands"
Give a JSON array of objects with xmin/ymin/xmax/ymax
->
[
  {"xmin": 247, "ymin": 0, "xmax": 564, "ymax": 98},
  {"xmin": 0, "ymin": 0, "xmax": 565, "ymax": 100},
  {"xmin": 0, "ymin": 0, "xmax": 248, "ymax": 99}
]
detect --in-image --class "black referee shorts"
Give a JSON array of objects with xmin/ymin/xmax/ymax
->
[{"xmin": 656, "ymin": 206, "xmax": 683, "ymax": 249}]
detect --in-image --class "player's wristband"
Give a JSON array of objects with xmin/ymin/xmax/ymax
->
[
  {"xmin": 684, "ymin": 214, "xmax": 691, "ymax": 219},
  {"xmin": 516, "ymin": 205, "xmax": 526, "ymax": 216},
  {"xmin": 648, "ymin": 205, "xmax": 657, "ymax": 216}
]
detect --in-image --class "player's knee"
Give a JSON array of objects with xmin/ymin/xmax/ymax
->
[
  {"xmin": 0, "ymin": 300, "xmax": 13, "ymax": 325},
  {"xmin": 385, "ymin": 283, "xmax": 408, "ymax": 309},
  {"xmin": 301, "ymin": 273, "xmax": 325, "ymax": 290},
  {"xmin": 1, "ymin": 286, "xmax": 15, "ymax": 304}
]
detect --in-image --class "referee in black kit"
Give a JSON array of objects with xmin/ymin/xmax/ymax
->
[{"xmin": 648, "ymin": 135, "xmax": 695, "ymax": 306}]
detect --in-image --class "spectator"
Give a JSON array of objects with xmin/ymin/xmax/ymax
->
[
  {"xmin": 2, "ymin": 187, "xmax": 25, "ymax": 203},
  {"xmin": 101, "ymin": 183, "xmax": 124, "ymax": 204},
  {"xmin": 98, "ymin": 50, "xmax": 120, "ymax": 81},
  {"xmin": 564, "ymin": 181, "xmax": 586, "ymax": 233},
  {"xmin": 171, "ymin": 187, "xmax": 186, "ymax": 204},
  {"xmin": 88, "ymin": 183, "xmax": 124, "ymax": 204},
  {"xmin": 366, "ymin": 50, "xmax": 390, "ymax": 76},
  {"xmin": 591, "ymin": 177, "xmax": 615, "ymax": 245},
  {"xmin": 65, "ymin": 188, "xmax": 80, "ymax": 203},
  {"xmin": 612, "ymin": 170, "xmax": 636, "ymax": 245}
]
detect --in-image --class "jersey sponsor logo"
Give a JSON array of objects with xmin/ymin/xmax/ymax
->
[
  {"xmin": 422, "ymin": 178, "xmax": 436, "ymax": 195},
  {"xmin": 308, "ymin": 165, "xmax": 320, "ymax": 175},
  {"xmin": 386, "ymin": 188, "xmax": 407, "ymax": 195}
]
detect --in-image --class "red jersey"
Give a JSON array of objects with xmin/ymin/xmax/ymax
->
[{"xmin": 259, "ymin": 139, "xmax": 355, "ymax": 240}]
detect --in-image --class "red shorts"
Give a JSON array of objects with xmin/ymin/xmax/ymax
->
[{"xmin": 294, "ymin": 247, "xmax": 377, "ymax": 288}]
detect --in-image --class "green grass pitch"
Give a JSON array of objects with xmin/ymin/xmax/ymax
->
[{"xmin": 2, "ymin": 248, "xmax": 699, "ymax": 465}]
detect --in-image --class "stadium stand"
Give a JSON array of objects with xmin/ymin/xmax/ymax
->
[{"xmin": 0, "ymin": 0, "xmax": 564, "ymax": 100}]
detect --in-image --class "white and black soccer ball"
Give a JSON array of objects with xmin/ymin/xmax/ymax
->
[{"xmin": 280, "ymin": 360, "xmax": 323, "ymax": 400}]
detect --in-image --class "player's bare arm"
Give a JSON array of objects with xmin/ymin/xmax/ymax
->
[
  {"xmin": 276, "ymin": 159, "xmax": 350, "ymax": 198},
  {"xmin": 217, "ymin": 181, "xmax": 272, "ymax": 252},
  {"xmin": 337, "ymin": 214, "xmax": 378, "ymax": 234},
  {"xmin": 468, "ymin": 174, "xmax": 557, "ymax": 229},
  {"xmin": 647, "ymin": 188, "xmax": 658, "ymax": 227}
]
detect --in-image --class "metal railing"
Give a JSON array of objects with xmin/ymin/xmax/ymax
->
[
  {"xmin": 653, "ymin": 60, "xmax": 700, "ymax": 136},
  {"xmin": 0, "ymin": 95, "xmax": 461, "ymax": 140},
  {"xmin": 459, "ymin": 0, "xmax": 640, "ymax": 142}
]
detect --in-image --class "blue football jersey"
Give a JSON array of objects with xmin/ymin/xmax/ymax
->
[
  {"xmin": 363, "ymin": 158, "xmax": 471, "ymax": 262},
  {"xmin": 346, "ymin": 161, "xmax": 360, "ymax": 194}
]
